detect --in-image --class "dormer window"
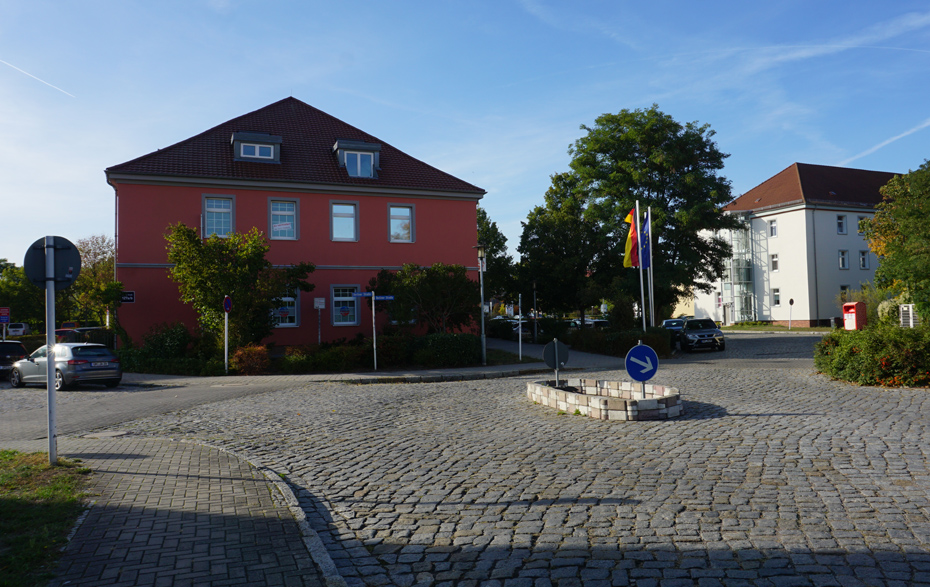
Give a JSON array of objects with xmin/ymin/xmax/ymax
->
[
  {"xmin": 241, "ymin": 143, "xmax": 274, "ymax": 159},
  {"xmin": 333, "ymin": 139, "xmax": 380, "ymax": 179},
  {"xmin": 231, "ymin": 131, "xmax": 282, "ymax": 163},
  {"xmin": 346, "ymin": 151, "xmax": 373, "ymax": 178}
]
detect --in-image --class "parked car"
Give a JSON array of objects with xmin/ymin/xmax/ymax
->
[
  {"xmin": 679, "ymin": 318, "xmax": 726, "ymax": 352},
  {"xmin": 10, "ymin": 343, "xmax": 122, "ymax": 390},
  {"xmin": 0, "ymin": 340, "xmax": 28, "ymax": 378},
  {"xmin": 661, "ymin": 319, "xmax": 685, "ymax": 343},
  {"xmin": 7, "ymin": 323, "xmax": 31, "ymax": 336},
  {"xmin": 55, "ymin": 329, "xmax": 82, "ymax": 342}
]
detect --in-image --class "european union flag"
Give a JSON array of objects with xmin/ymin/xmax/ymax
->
[{"xmin": 640, "ymin": 208, "xmax": 651, "ymax": 269}]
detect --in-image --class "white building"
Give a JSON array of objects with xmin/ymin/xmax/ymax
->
[{"xmin": 695, "ymin": 163, "xmax": 896, "ymax": 326}]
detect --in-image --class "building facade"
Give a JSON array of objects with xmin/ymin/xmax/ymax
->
[
  {"xmin": 106, "ymin": 98, "xmax": 485, "ymax": 345},
  {"xmin": 694, "ymin": 163, "xmax": 896, "ymax": 326}
]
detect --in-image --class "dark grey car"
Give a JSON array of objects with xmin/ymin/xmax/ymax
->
[
  {"xmin": 0, "ymin": 340, "xmax": 28, "ymax": 379},
  {"xmin": 680, "ymin": 318, "xmax": 725, "ymax": 352},
  {"xmin": 10, "ymin": 343, "xmax": 121, "ymax": 390},
  {"xmin": 661, "ymin": 319, "xmax": 685, "ymax": 343}
]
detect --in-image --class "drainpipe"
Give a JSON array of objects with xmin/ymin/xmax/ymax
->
[{"xmin": 810, "ymin": 207, "xmax": 820, "ymax": 326}]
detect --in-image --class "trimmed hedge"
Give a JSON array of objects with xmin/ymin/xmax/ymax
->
[
  {"xmin": 568, "ymin": 326, "xmax": 672, "ymax": 358},
  {"xmin": 814, "ymin": 323, "xmax": 930, "ymax": 387}
]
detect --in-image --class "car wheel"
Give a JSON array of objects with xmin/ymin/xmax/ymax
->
[
  {"xmin": 10, "ymin": 369, "xmax": 24, "ymax": 388},
  {"xmin": 104, "ymin": 379, "xmax": 120, "ymax": 388},
  {"xmin": 717, "ymin": 342, "xmax": 726, "ymax": 352},
  {"xmin": 55, "ymin": 370, "xmax": 70, "ymax": 391}
]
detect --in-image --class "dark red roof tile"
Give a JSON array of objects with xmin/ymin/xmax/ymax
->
[
  {"xmin": 724, "ymin": 163, "xmax": 897, "ymax": 213},
  {"xmin": 107, "ymin": 97, "xmax": 485, "ymax": 196}
]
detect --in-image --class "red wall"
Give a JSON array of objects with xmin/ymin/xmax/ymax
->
[{"xmin": 114, "ymin": 183, "xmax": 480, "ymax": 346}]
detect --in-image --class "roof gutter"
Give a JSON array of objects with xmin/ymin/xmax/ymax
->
[{"xmin": 104, "ymin": 172, "xmax": 486, "ymax": 200}]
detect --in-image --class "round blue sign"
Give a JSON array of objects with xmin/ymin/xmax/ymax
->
[{"xmin": 624, "ymin": 344, "xmax": 659, "ymax": 382}]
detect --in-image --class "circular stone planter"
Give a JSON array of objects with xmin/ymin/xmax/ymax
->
[{"xmin": 526, "ymin": 378, "xmax": 683, "ymax": 421}]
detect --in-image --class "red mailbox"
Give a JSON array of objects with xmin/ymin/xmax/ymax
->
[{"xmin": 843, "ymin": 302, "xmax": 867, "ymax": 330}]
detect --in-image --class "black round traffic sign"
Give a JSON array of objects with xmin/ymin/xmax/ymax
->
[
  {"xmin": 23, "ymin": 236, "xmax": 81, "ymax": 290},
  {"xmin": 543, "ymin": 339, "xmax": 570, "ymax": 369}
]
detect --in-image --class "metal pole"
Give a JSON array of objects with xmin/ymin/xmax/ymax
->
[
  {"xmin": 224, "ymin": 309, "xmax": 228, "ymax": 375},
  {"xmin": 372, "ymin": 291, "xmax": 378, "ymax": 370},
  {"xmin": 317, "ymin": 308, "xmax": 322, "ymax": 345},
  {"xmin": 45, "ymin": 236, "xmax": 57, "ymax": 465},
  {"xmin": 647, "ymin": 207, "xmax": 655, "ymax": 327},
  {"xmin": 479, "ymin": 257, "xmax": 486, "ymax": 366},
  {"xmin": 518, "ymin": 293, "xmax": 522, "ymax": 361},
  {"xmin": 636, "ymin": 201, "xmax": 646, "ymax": 332},
  {"xmin": 533, "ymin": 281, "xmax": 538, "ymax": 343}
]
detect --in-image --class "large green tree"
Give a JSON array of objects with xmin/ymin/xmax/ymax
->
[
  {"xmin": 518, "ymin": 173, "xmax": 608, "ymax": 323},
  {"xmin": 368, "ymin": 263, "xmax": 479, "ymax": 333},
  {"xmin": 862, "ymin": 160, "xmax": 930, "ymax": 318},
  {"xmin": 540, "ymin": 104, "xmax": 742, "ymax": 318},
  {"xmin": 476, "ymin": 207, "xmax": 515, "ymax": 301},
  {"xmin": 0, "ymin": 264, "xmax": 44, "ymax": 329},
  {"xmin": 68, "ymin": 235, "xmax": 123, "ymax": 327},
  {"xmin": 165, "ymin": 224, "xmax": 315, "ymax": 348}
]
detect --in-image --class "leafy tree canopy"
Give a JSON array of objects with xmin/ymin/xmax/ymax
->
[
  {"xmin": 368, "ymin": 263, "xmax": 479, "ymax": 334},
  {"xmin": 476, "ymin": 207, "xmax": 515, "ymax": 301},
  {"xmin": 521, "ymin": 104, "xmax": 742, "ymax": 320},
  {"xmin": 67, "ymin": 234, "xmax": 123, "ymax": 327},
  {"xmin": 165, "ymin": 224, "xmax": 315, "ymax": 348},
  {"xmin": 863, "ymin": 160, "xmax": 930, "ymax": 317}
]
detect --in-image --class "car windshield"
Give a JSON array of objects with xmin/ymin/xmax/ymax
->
[
  {"xmin": 663, "ymin": 320, "xmax": 684, "ymax": 327},
  {"xmin": 685, "ymin": 320, "xmax": 717, "ymax": 330},
  {"xmin": 71, "ymin": 346, "xmax": 112, "ymax": 357}
]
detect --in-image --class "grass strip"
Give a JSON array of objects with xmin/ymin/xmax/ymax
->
[{"xmin": 0, "ymin": 450, "xmax": 91, "ymax": 587}]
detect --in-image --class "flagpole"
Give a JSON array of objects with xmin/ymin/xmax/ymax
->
[
  {"xmin": 647, "ymin": 207, "xmax": 655, "ymax": 327},
  {"xmin": 636, "ymin": 200, "xmax": 646, "ymax": 332}
]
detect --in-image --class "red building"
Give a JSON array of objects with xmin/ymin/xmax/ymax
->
[{"xmin": 106, "ymin": 97, "xmax": 485, "ymax": 345}]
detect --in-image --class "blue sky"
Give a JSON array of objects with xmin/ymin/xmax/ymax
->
[{"xmin": 1, "ymin": 1, "xmax": 928, "ymax": 264}]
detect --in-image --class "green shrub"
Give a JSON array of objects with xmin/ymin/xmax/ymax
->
[
  {"xmin": 232, "ymin": 344, "xmax": 270, "ymax": 375},
  {"xmin": 536, "ymin": 318, "xmax": 570, "ymax": 344},
  {"xmin": 412, "ymin": 333, "xmax": 480, "ymax": 368},
  {"xmin": 569, "ymin": 326, "xmax": 671, "ymax": 358},
  {"xmin": 376, "ymin": 334, "xmax": 415, "ymax": 368},
  {"xmin": 140, "ymin": 322, "xmax": 192, "ymax": 359},
  {"xmin": 815, "ymin": 323, "xmax": 930, "ymax": 387},
  {"xmin": 487, "ymin": 319, "xmax": 516, "ymax": 340}
]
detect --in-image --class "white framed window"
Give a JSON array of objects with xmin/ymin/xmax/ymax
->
[
  {"xmin": 389, "ymin": 205, "xmax": 415, "ymax": 243},
  {"xmin": 331, "ymin": 202, "xmax": 359, "ymax": 242},
  {"xmin": 332, "ymin": 286, "xmax": 360, "ymax": 326},
  {"xmin": 270, "ymin": 200, "xmax": 298, "ymax": 240},
  {"xmin": 773, "ymin": 288, "xmax": 781, "ymax": 307},
  {"xmin": 770, "ymin": 254, "xmax": 779, "ymax": 272},
  {"xmin": 839, "ymin": 250, "xmax": 849, "ymax": 270},
  {"xmin": 859, "ymin": 250, "xmax": 870, "ymax": 270},
  {"xmin": 241, "ymin": 143, "xmax": 274, "ymax": 159},
  {"xmin": 204, "ymin": 196, "xmax": 234, "ymax": 237},
  {"xmin": 275, "ymin": 290, "xmax": 298, "ymax": 328},
  {"xmin": 837, "ymin": 215, "xmax": 847, "ymax": 235},
  {"xmin": 345, "ymin": 151, "xmax": 374, "ymax": 178},
  {"xmin": 768, "ymin": 219, "xmax": 778, "ymax": 238}
]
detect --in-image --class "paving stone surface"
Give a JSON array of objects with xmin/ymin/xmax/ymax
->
[
  {"xmin": 0, "ymin": 437, "xmax": 325, "ymax": 587},
  {"xmin": 56, "ymin": 333, "xmax": 930, "ymax": 587}
]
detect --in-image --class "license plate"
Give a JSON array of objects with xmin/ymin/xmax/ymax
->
[{"xmin": 92, "ymin": 362, "xmax": 109, "ymax": 367}]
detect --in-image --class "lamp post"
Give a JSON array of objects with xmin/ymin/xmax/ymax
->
[
  {"xmin": 476, "ymin": 244, "xmax": 487, "ymax": 366},
  {"xmin": 533, "ymin": 280, "xmax": 538, "ymax": 343}
]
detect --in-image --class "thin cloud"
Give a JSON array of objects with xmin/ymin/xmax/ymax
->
[
  {"xmin": 839, "ymin": 117, "xmax": 930, "ymax": 166},
  {"xmin": 0, "ymin": 59, "xmax": 75, "ymax": 97}
]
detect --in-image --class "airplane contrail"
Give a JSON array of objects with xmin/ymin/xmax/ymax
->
[
  {"xmin": 840, "ymin": 117, "xmax": 930, "ymax": 166},
  {"xmin": 0, "ymin": 59, "xmax": 75, "ymax": 98}
]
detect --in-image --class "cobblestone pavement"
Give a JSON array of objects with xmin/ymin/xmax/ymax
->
[
  {"xmin": 0, "ymin": 437, "xmax": 325, "ymax": 587},
  {"xmin": 64, "ymin": 332, "xmax": 930, "ymax": 587}
]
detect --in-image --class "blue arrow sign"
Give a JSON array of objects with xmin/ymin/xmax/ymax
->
[{"xmin": 625, "ymin": 344, "xmax": 659, "ymax": 382}]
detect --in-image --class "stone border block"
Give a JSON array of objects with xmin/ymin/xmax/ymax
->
[{"xmin": 527, "ymin": 379, "xmax": 684, "ymax": 421}]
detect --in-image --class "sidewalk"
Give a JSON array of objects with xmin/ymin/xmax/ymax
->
[
  {"xmin": 119, "ymin": 338, "xmax": 626, "ymax": 388},
  {"xmin": 1, "ymin": 436, "xmax": 340, "ymax": 587}
]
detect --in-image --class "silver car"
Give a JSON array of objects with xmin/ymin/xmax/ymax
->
[{"xmin": 10, "ymin": 343, "xmax": 121, "ymax": 390}]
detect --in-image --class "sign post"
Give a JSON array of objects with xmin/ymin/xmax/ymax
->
[
  {"xmin": 789, "ymin": 298, "xmax": 794, "ymax": 330},
  {"xmin": 624, "ymin": 342, "xmax": 659, "ymax": 399},
  {"xmin": 543, "ymin": 338, "xmax": 570, "ymax": 388},
  {"xmin": 23, "ymin": 236, "xmax": 81, "ymax": 465},
  {"xmin": 352, "ymin": 292, "xmax": 394, "ymax": 370},
  {"xmin": 0, "ymin": 307, "xmax": 9, "ymax": 341},
  {"xmin": 223, "ymin": 295, "xmax": 232, "ymax": 374},
  {"xmin": 314, "ymin": 298, "xmax": 325, "ymax": 345}
]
